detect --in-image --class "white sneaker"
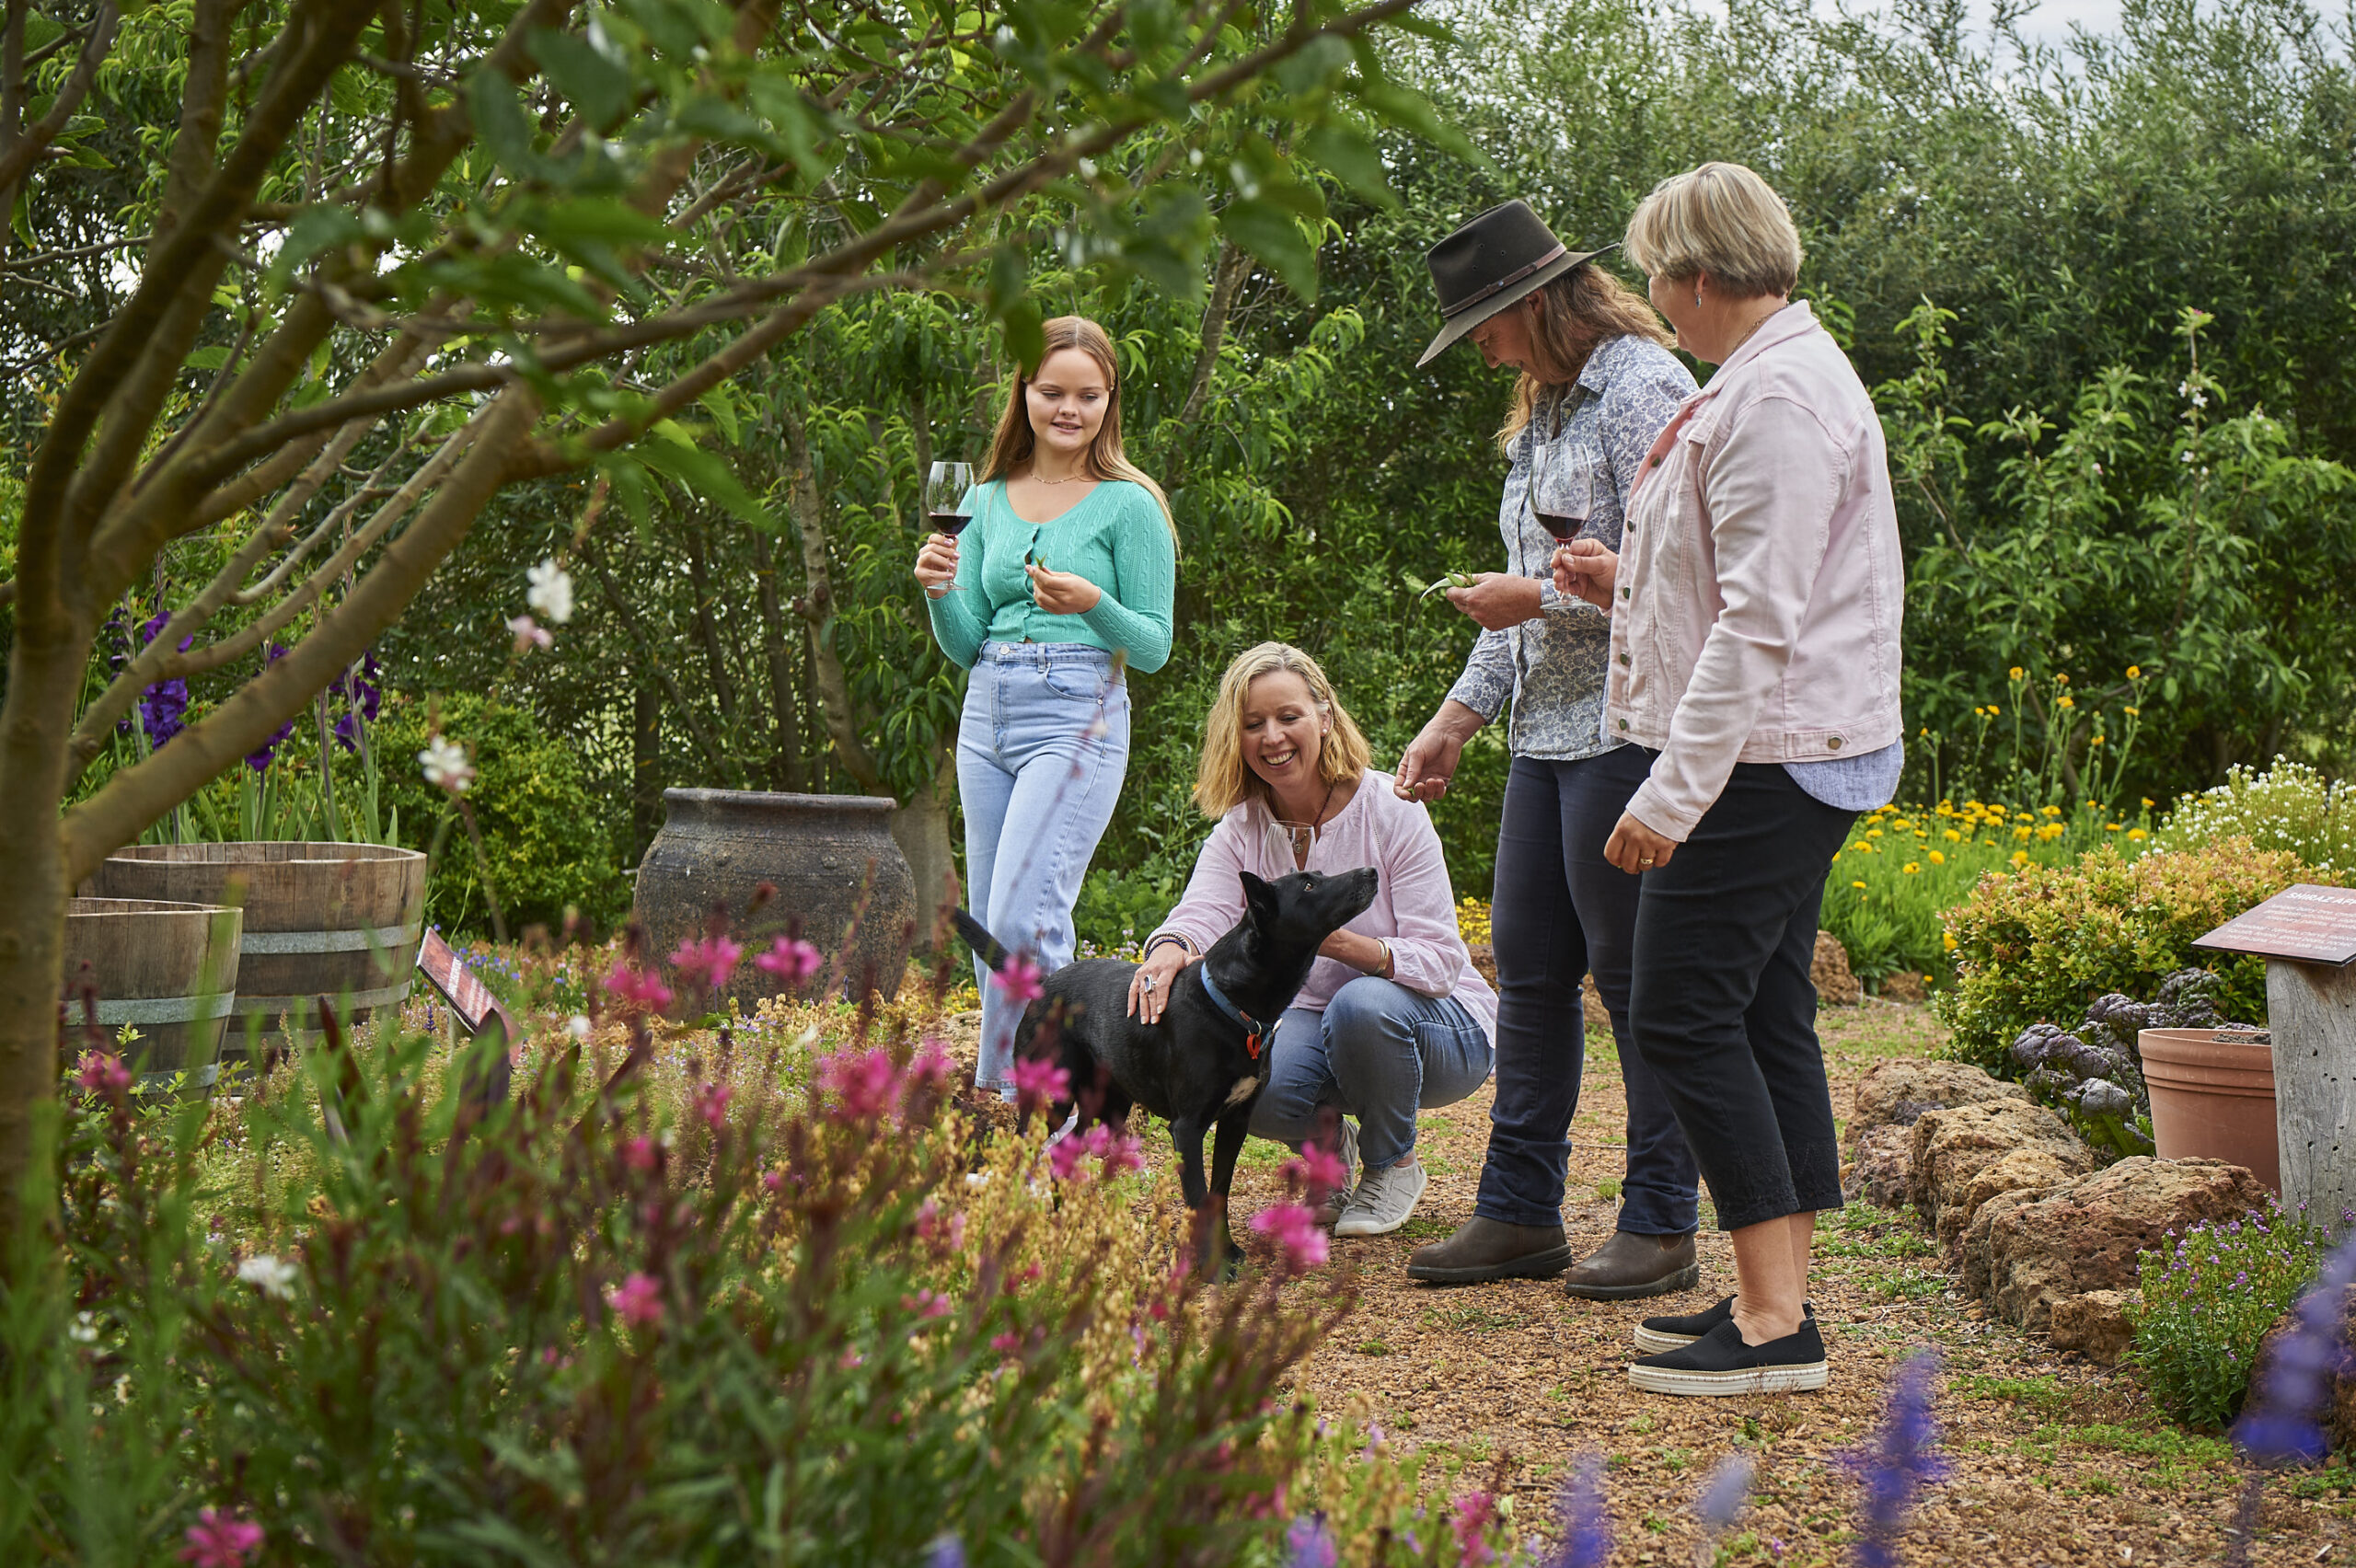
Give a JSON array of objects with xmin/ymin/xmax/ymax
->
[
  {"xmin": 1313, "ymin": 1118, "xmax": 1361, "ymax": 1227},
  {"xmin": 1334, "ymin": 1158, "xmax": 1427, "ymax": 1239}
]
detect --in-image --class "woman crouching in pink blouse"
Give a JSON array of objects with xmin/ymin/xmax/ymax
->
[{"xmin": 1128, "ymin": 642, "xmax": 1496, "ymax": 1239}]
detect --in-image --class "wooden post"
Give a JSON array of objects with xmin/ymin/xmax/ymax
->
[{"xmin": 2270, "ymin": 960, "xmax": 2356, "ymax": 1229}]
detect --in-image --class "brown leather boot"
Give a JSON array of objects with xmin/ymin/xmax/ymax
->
[
  {"xmin": 1404, "ymin": 1216, "xmax": 1573, "ymax": 1285},
  {"xmin": 1561, "ymin": 1229, "xmax": 1700, "ymax": 1300}
]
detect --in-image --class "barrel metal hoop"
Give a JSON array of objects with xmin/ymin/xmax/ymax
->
[
  {"xmin": 239, "ymin": 920, "xmax": 424, "ymax": 956},
  {"xmin": 84, "ymin": 993, "xmax": 239, "ymax": 1026},
  {"xmin": 230, "ymin": 980, "xmax": 415, "ymax": 1016}
]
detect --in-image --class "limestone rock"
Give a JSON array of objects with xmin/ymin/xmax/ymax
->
[
  {"xmin": 1582, "ymin": 974, "xmax": 1611, "ymax": 1039},
  {"xmin": 1848, "ymin": 1059, "xmax": 2026, "ymax": 1151},
  {"xmin": 1907, "ymin": 1099, "xmax": 2091, "ymax": 1241},
  {"xmin": 1959, "ymin": 1157, "xmax": 2276, "ymax": 1335},
  {"xmin": 1881, "ymin": 971, "xmax": 1930, "ymax": 1004},
  {"xmin": 1466, "ymin": 942, "xmax": 1496, "ymax": 986},
  {"xmin": 1812, "ymin": 930, "xmax": 1861, "ymax": 1006},
  {"xmin": 1842, "ymin": 1124, "xmax": 1914, "ymax": 1209},
  {"xmin": 1937, "ymin": 1146, "xmax": 2086, "ymax": 1252},
  {"xmin": 2050, "ymin": 1288, "xmax": 2142, "ymax": 1365}
]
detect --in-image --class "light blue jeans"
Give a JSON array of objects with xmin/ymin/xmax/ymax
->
[
  {"xmin": 958, "ymin": 642, "xmax": 1130, "ymax": 1092},
  {"xmin": 1247, "ymin": 975, "xmax": 1495, "ymax": 1174}
]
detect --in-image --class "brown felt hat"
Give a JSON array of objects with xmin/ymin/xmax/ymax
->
[{"xmin": 1416, "ymin": 201, "xmax": 1620, "ymax": 368}]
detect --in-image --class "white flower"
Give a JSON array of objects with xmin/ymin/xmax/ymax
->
[
  {"xmin": 237, "ymin": 1253, "xmax": 299, "ymax": 1301},
  {"xmin": 419, "ymin": 734, "xmax": 475, "ymax": 795},
  {"xmin": 507, "ymin": 614, "xmax": 552, "ymax": 652},
  {"xmin": 69, "ymin": 1311, "xmax": 99, "ymax": 1344},
  {"xmin": 566, "ymin": 1014, "xmax": 593, "ymax": 1041},
  {"xmin": 1077, "ymin": 157, "xmax": 1098, "ymax": 179},
  {"xmin": 525, "ymin": 558, "xmax": 575, "ymax": 625}
]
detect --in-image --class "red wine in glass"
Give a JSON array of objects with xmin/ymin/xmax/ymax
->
[
  {"xmin": 928, "ymin": 510, "xmax": 973, "ymax": 538},
  {"xmin": 923, "ymin": 459, "xmax": 976, "ymax": 597},
  {"xmin": 1532, "ymin": 508, "xmax": 1588, "ymax": 547}
]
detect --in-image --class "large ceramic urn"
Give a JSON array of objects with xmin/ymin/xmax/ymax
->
[{"xmin": 633, "ymin": 790, "xmax": 918, "ymax": 1006}]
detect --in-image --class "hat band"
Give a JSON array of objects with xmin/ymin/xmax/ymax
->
[{"xmin": 1441, "ymin": 244, "xmax": 1567, "ymax": 317}]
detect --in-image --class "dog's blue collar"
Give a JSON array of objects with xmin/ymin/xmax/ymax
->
[{"xmin": 1196, "ymin": 963, "xmax": 1266, "ymax": 1060}]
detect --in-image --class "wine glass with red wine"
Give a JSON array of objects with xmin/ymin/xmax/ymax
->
[
  {"xmin": 1531, "ymin": 456, "xmax": 1594, "ymax": 554},
  {"xmin": 923, "ymin": 460, "xmax": 976, "ymax": 596}
]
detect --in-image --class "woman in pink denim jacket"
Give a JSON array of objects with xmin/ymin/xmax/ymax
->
[{"xmin": 1555, "ymin": 162, "xmax": 1905, "ymax": 1398}]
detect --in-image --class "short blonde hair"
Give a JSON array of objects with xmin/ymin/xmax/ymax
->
[
  {"xmin": 1194, "ymin": 642, "xmax": 1372, "ymax": 818},
  {"xmin": 1623, "ymin": 162, "xmax": 1803, "ymax": 299}
]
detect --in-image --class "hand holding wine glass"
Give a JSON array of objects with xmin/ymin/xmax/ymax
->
[
  {"xmin": 915, "ymin": 460, "xmax": 976, "ymax": 599},
  {"xmin": 1553, "ymin": 537, "xmax": 1618, "ymax": 609}
]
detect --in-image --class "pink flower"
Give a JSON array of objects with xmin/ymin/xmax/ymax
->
[
  {"xmin": 992, "ymin": 952, "xmax": 1045, "ymax": 1004},
  {"xmin": 606, "ymin": 1272, "xmax": 664, "ymax": 1326},
  {"xmin": 1249, "ymin": 1203, "xmax": 1329, "ymax": 1274},
  {"xmin": 914, "ymin": 1197, "xmax": 967, "ymax": 1251},
  {"xmin": 816, "ymin": 1048, "xmax": 898, "ymax": 1121},
  {"xmin": 837, "ymin": 1348, "xmax": 864, "ymax": 1370},
  {"xmin": 1095, "ymin": 1128, "xmax": 1145, "ymax": 1180},
  {"xmin": 754, "ymin": 936, "xmax": 823, "ymax": 986},
  {"xmin": 694, "ymin": 1082, "xmax": 733, "ymax": 1130},
  {"xmin": 622, "ymin": 1136, "xmax": 659, "ymax": 1172},
  {"xmin": 602, "ymin": 963, "xmax": 674, "ymax": 1013},
  {"xmin": 906, "ymin": 1039, "xmax": 954, "ymax": 1095},
  {"xmin": 1450, "ymin": 1490, "xmax": 1498, "ymax": 1567},
  {"xmin": 75, "ymin": 1051, "xmax": 133, "ymax": 1097},
  {"xmin": 506, "ymin": 614, "xmax": 552, "ymax": 651},
  {"xmin": 179, "ymin": 1508, "xmax": 263, "ymax": 1568},
  {"xmin": 1291, "ymin": 1138, "xmax": 1350, "ymax": 1197},
  {"xmin": 669, "ymin": 935, "xmax": 742, "ymax": 992},
  {"xmin": 1048, "ymin": 1136, "xmax": 1088, "ymax": 1182},
  {"xmin": 990, "ymin": 1332, "xmax": 1022, "ymax": 1353},
  {"xmin": 1009, "ymin": 1055, "xmax": 1070, "ymax": 1116},
  {"xmin": 903, "ymin": 1288, "xmax": 953, "ymax": 1320}
]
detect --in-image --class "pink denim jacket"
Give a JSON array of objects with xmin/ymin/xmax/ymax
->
[{"xmin": 1604, "ymin": 301, "xmax": 1904, "ymax": 841}]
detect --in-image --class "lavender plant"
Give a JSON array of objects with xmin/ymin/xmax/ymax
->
[
  {"xmin": 2132, "ymin": 1196, "xmax": 2337, "ymax": 1429},
  {"xmin": 1844, "ymin": 1353, "xmax": 1946, "ymax": 1568}
]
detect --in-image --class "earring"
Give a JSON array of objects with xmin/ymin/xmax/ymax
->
[{"xmin": 1694, "ymin": 291, "xmax": 1703, "ymax": 306}]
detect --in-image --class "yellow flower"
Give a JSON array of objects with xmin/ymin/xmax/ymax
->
[
  {"xmin": 2128, "ymin": 827, "xmax": 2149, "ymax": 841},
  {"xmin": 2011, "ymin": 850, "xmax": 2030, "ymax": 866},
  {"xmin": 2124, "ymin": 706, "xmax": 2141, "ymax": 717},
  {"xmin": 2106, "ymin": 823, "xmax": 2123, "ymax": 831},
  {"xmin": 2142, "ymin": 796, "xmax": 2154, "ymax": 808},
  {"xmin": 1892, "ymin": 818, "xmax": 1912, "ymax": 832},
  {"xmin": 2009, "ymin": 666, "xmax": 2025, "ymax": 680},
  {"xmin": 1973, "ymin": 706, "xmax": 1987, "ymax": 717},
  {"xmin": 2015, "ymin": 825, "xmax": 2033, "ymax": 840},
  {"xmin": 2089, "ymin": 733, "xmax": 2104, "ymax": 745},
  {"xmin": 1928, "ymin": 850, "xmax": 1946, "ymax": 865},
  {"xmin": 1851, "ymin": 880, "xmax": 1867, "ymax": 890},
  {"xmin": 1903, "ymin": 862, "xmax": 1921, "ymax": 874},
  {"xmin": 2057, "ymin": 694, "xmax": 2075, "ymax": 709},
  {"xmin": 1867, "ymin": 828, "xmax": 1884, "ymax": 838},
  {"xmin": 1944, "ymin": 829, "xmax": 1961, "ymax": 842},
  {"xmin": 2037, "ymin": 823, "xmax": 2064, "ymax": 841},
  {"xmin": 2042, "ymin": 805, "xmax": 2062, "ymax": 816},
  {"xmin": 2054, "ymin": 672, "xmax": 2070, "ymax": 686},
  {"xmin": 1943, "ymin": 931, "xmax": 1959, "ymax": 952},
  {"xmin": 1986, "ymin": 704, "xmax": 2001, "ymax": 717},
  {"xmin": 2127, "ymin": 664, "xmax": 2142, "ymax": 679}
]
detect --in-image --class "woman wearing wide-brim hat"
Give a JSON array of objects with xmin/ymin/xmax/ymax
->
[{"xmin": 1393, "ymin": 200, "xmax": 1707, "ymax": 1300}]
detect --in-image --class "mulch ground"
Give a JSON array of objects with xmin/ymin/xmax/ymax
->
[{"xmin": 953, "ymin": 999, "xmax": 2355, "ymax": 1565}]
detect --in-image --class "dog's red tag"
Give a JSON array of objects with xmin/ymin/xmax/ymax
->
[{"xmin": 1245, "ymin": 1030, "xmax": 1262, "ymax": 1060}]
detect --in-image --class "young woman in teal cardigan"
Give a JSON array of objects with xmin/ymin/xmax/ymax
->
[{"xmin": 912, "ymin": 316, "xmax": 1177, "ymax": 1094}]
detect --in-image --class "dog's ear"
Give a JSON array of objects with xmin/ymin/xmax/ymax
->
[{"xmin": 1238, "ymin": 870, "xmax": 1281, "ymax": 932}]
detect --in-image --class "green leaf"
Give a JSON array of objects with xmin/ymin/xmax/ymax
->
[
  {"xmin": 266, "ymin": 204, "xmax": 365, "ymax": 294},
  {"xmin": 699, "ymin": 389, "xmax": 742, "ymax": 447},
  {"xmin": 185, "ymin": 345, "xmax": 232, "ymax": 372},
  {"xmin": 599, "ymin": 454, "xmax": 653, "ymax": 541},
  {"xmin": 1219, "ymin": 200, "xmax": 1317, "ymax": 302},
  {"xmin": 468, "ymin": 70, "xmax": 545, "ymax": 182},
  {"xmin": 1302, "ymin": 125, "xmax": 1394, "ymax": 208},
  {"xmin": 530, "ymin": 29, "xmax": 631, "ymax": 129},
  {"xmin": 637, "ymin": 437, "xmax": 777, "ymax": 532}
]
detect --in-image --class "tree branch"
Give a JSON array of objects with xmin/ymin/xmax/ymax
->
[{"xmin": 0, "ymin": 0, "xmax": 119, "ymax": 194}]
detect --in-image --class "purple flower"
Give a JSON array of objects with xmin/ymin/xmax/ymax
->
[
  {"xmin": 247, "ymin": 644, "xmax": 295, "ymax": 771},
  {"xmin": 1844, "ymin": 1352, "xmax": 1946, "ymax": 1568},
  {"xmin": 1694, "ymin": 1452, "xmax": 1755, "ymax": 1538},
  {"xmin": 1284, "ymin": 1515, "xmax": 1337, "ymax": 1568},
  {"xmin": 924, "ymin": 1538, "xmax": 965, "ymax": 1568},
  {"xmin": 1541, "ymin": 1450, "xmax": 1612, "ymax": 1568},
  {"xmin": 2234, "ymin": 1232, "xmax": 2356, "ymax": 1466}
]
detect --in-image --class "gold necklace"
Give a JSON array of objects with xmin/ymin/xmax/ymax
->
[{"xmin": 1030, "ymin": 467, "xmax": 1091, "ymax": 486}]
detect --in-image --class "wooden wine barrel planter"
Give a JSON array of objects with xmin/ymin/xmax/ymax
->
[
  {"xmin": 89, "ymin": 843, "xmax": 427, "ymax": 1055},
  {"xmin": 62, "ymin": 898, "xmax": 243, "ymax": 1095}
]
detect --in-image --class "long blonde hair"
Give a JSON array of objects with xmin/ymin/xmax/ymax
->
[
  {"xmin": 1495, "ymin": 263, "xmax": 1676, "ymax": 453},
  {"xmin": 1194, "ymin": 642, "xmax": 1373, "ymax": 819},
  {"xmin": 981, "ymin": 316, "xmax": 1176, "ymax": 543}
]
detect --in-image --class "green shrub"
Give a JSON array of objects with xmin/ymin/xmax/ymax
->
[
  {"xmin": 375, "ymin": 692, "xmax": 629, "ymax": 937},
  {"xmin": 2131, "ymin": 1197, "xmax": 2331, "ymax": 1429},
  {"xmin": 1933, "ymin": 837, "xmax": 2304, "ymax": 1072},
  {"xmin": 1073, "ymin": 863, "xmax": 1183, "ymax": 958},
  {"xmin": 2158, "ymin": 759, "xmax": 2356, "ymax": 879}
]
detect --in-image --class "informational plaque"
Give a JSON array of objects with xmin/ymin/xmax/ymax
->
[
  {"xmin": 2194, "ymin": 884, "xmax": 2356, "ymax": 968},
  {"xmin": 414, "ymin": 928, "xmax": 522, "ymax": 1040}
]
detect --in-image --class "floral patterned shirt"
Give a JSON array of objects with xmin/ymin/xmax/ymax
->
[{"xmin": 1444, "ymin": 333, "xmax": 1697, "ymax": 760}]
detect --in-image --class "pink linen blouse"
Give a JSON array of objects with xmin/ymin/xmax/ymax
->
[{"xmin": 1147, "ymin": 768, "xmax": 1497, "ymax": 1041}]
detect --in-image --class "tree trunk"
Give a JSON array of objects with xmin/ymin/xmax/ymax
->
[
  {"xmin": 631, "ymin": 681, "xmax": 663, "ymax": 864},
  {"xmin": 891, "ymin": 739, "xmax": 960, "ymax": 944},
  {"xmin": 1164, "ymin": 239, "xmax": 1252, "ymax": 490},
  {"xmin": 680, "ymin": 511, "xmax": 740, "ymax": 729},
  {"xmin": 751, "ymin": 531, "xmax": 805, "ymax": 791},
  {"xmin": 781, "ymin": 402, "xmax": 884, "ymax": 793},
  {"xmin": 0, "ymin": 619, "xmax": 76, "ymax": 1249}
]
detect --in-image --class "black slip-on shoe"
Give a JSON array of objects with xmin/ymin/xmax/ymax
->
[
  {"xmin": 1561, "ymin": 1228, "xmax": 1700, "ymax": 1301},
  {"xmin": 1628, "ymin": 1317, "xmax": 1828, "ymax": 1397},
  {"xmin": 1634, "ymin": 1296, "xmax": 1816, "ymax": 1354},
  {"xmin": 1404, "ymin": 1216, "xmax": 1574, "ymax": 1285}
]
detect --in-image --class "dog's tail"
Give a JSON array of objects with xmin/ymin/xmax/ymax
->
[{"xmin": 951, "ymin": 908, "xmax": 1010, "ymax": 972}]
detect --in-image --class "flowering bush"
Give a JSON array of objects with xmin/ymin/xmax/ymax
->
[
  {"xmin": 2131, "ymin": 1196, "xmax": 2336, "ymax": 1429},
  {"xmin": 1934, "ymin": 837, "xmax": 2309, "ymax": 1073},
  {"xmin": 2158, "ymin": 759, "xmax": 2356, "ymax": 880}
]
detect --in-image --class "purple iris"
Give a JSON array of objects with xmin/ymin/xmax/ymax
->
[
  {"xmin": 327, "ymin": 649, "xmax": 384, "ymax": 752},
  {"xmin": 122, "ymin": 609, "xmax": 197, "ymax": 750},
  {"xmin": 247, "ymin": 643, "xmax": 296, "ymax": 771}
]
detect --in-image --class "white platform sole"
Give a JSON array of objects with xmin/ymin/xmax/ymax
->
[
  {"xmin": 1632, "ymin": 1325, "xmax": 1702, "ymax": 1355},
  {"xmin": 1627, "ymin": 1360, "xmax": 1829, "ymax": 1397}
]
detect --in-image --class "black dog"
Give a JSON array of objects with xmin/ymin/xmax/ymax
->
[{"xmin": 955, "ymin": 866, "xmax": 1379, "ymax": 1264}]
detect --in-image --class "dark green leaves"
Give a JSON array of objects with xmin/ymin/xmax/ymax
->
[{"xmin": 529, "ymin": 29, "xmax": 632, "ymax": 131}]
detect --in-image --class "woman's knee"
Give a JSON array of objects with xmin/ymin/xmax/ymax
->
[{"xmin": 1322, "ymin": 977, "xmax": 1412, "ymax": 1052}]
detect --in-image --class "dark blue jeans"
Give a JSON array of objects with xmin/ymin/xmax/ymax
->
[{"xmin": 1473, "ymin": 745, "xmax": 1701, "ymax": 1235}]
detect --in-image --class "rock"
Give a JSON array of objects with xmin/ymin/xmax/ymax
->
[
  {"xmin": 1848, "ymin": 1059, "xmax": 2026, "ymax": 1151},
  {"xmin": 2050, "ymin": 1288, "xmax": 2142, "ymax": 1365},
  {"xmin": 1842, "ymin": 1124, "xmax": 1914, "ymax": 1209},
  {"xmin": 1812, "ymin": 930, "xmax": 1861, "ymax": 1006},
  {"xmin": 1908, "ymin": 1100, "xmax": 2093, "ymax": 1244},
  {"xmin": 1958, "ymin": 1157, "xmax": 2277, "ymax": 1335},
  {"xmin": 1466, "ymin": 942, "xmax": 1496, "ymax": 986},
  {"xmin": 2254, "ymin": 1287, "xmax": 2356, "ymax": 1453},
  {"xmin": 1881, "ymin": 971, "xmax": 1929, "ymax": 1004},
  {"xmin": 1938, "ymin": 1146, "xmax": 2087, "ymax": 1252},
  {"xmin": 1459, "ymin": 947, "xmax": 1614, "ymax": 1041}
]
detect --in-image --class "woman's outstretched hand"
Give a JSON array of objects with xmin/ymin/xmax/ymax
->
[
  {"xmin": 1552, "ymin": 538, "xmax": 1618, "ymax": 609},
  {"xmin": 914, "ymin": 533, "xmax": 960, "ymax": 598},
  {"xmin": 1027, "ymin": 561, "xmax": 1103, "ymax": 615},
  {"xmin": 1126, "ymin": 944, "xmax": 1193, "ymax": 1024},
  {"xmin": 1603, "ymin": 810, "xmax": 1678, "ymax": 875}
]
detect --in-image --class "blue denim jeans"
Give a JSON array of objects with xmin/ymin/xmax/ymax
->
[
  {"xmin": 1248, "ymin": 976, "xmax": 1494, "ymax": 1174},
  {"xmin": 958, "ymin": 642, "xmax": 1130, "ymax": 1092},
  {"xmin": 1474, "ymin": 747, "xmax": 1702, "ymax": 1235}
]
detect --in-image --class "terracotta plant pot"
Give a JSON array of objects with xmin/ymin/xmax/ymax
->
[
  {"xmin": 633, "ymin": 790, "xmax": 917, "ymax": 1007},
  {"xmin": 63, "ymin": 897, "xmax": 244, "ymax": 1097},
  {"xmin": 2142, "ymin": 1026, "xmax": 2280, "ymax": 1193},
  {"xmin": 89, "ymin": 843, "xmax": 427, "ymax": 1060}
]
